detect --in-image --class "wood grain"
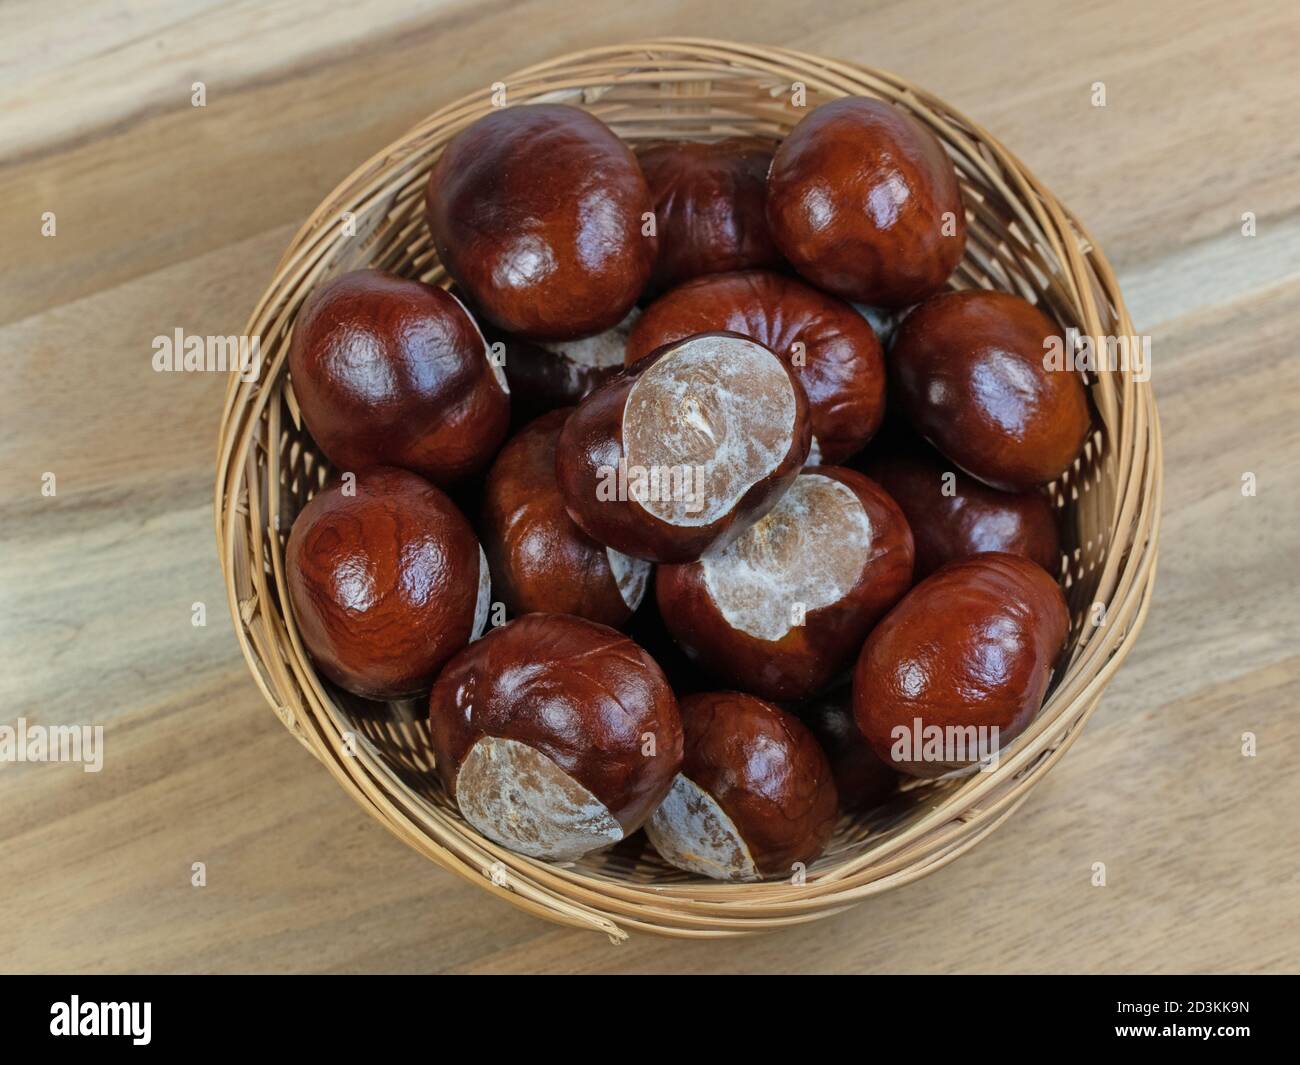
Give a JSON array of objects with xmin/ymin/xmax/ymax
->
[{"xmin": 2, "ymin": 0, "xmax": 1298, "ymax": 973}]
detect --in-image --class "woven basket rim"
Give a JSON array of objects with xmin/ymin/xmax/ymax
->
[{"xmin": 214, "ymin": 37, "xmax": 1162, "ymax": 941}]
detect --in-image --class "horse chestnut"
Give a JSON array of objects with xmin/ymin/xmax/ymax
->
[
  {"xmin": 556, "ymin": 332, "xmax": 811, "ymax": 563},
  {"xmin": 860, "ymin": 443, "xmax": 1061, "ymax": 578},
  {"xmin": 853, "ymin": 553, "xmax": 1070, "ymax": 777},
  {"xmin": 635, "ymin": 138, "xmax": 783, "ymax": 292},
  {"xmin": 481, "ymin": 408, "xmax": 650, "ymax": 627},
  {"xmin": 286, "ymin": 467, "xmax": 488, "ymax": 700},
  {"xmin": 425, "ymin": 104, "xmax": 656, "ymax": 340},
  {"xmin": 645, "ymin": 691, "xmax": 837, "ymax": 880},
  {"xmin": 767, "ymin": 96, "xmax": 966, "ymax": 307},
  {"xmin": 656, "ymin": 467, "xmax": 914, "ymax": 701},
  {"xmin": 625, "ymin": 270, "xmax": 886, "ymax": 463},
  {"xmin": 288, "ymin": 269, "xmax": 509, "ymax": 487},
  {"xmin": 890, "ymin": 289, "xmax": 1091, "ymax": 490},
  {"xmin": 428, "ymin": 613, "xmax": 683, "ymax": 860}
]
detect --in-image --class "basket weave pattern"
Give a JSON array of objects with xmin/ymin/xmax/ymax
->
[{"xmin": 215, "ymin": 39, "xmax": 1161, "ymax": 939}]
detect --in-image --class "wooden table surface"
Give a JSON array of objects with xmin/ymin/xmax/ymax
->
[{"xmin": 2, "ymin": 0, "xmax": 1298, "ymax": 975}]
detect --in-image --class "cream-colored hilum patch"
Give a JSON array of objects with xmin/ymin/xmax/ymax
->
[
  {"xmin": 623, "ymin": 334, "xmax": 796, "ymax": 527},
  {"xmin": 645, "ymin": 774, "xmax": 759, "ymax": 881},
  {"xmin": 700, "ymin": 473, "xmax": 871, "ymax": 642},
  {"xmin": 455, "ymin": 737, "xmax": 623, "ymax": 860},
  {"xmin": 606, "ymin": 547, "xmax": 651, "ymax": 610}
]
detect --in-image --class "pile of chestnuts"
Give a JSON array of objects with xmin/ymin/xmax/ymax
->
[{"xmin": 284, "ymin": 96, "xmax": 1086, "ymax": 881}]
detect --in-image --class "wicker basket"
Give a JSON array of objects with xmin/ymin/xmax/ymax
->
[{"xmin": 215, "ymin": 38, "xmax": 1161, "ymax": 940}]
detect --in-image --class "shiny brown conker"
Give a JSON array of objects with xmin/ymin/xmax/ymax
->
[
  {"xmin": 655, "ymin": 466, "xmax": 914, "ymax": 701},
  {"xmin": 481, "ymin": 408, "xmax": 650, "ymax": 627},
  {"xmin": 425, "ymin": 104, "xmax": 656, "ymax": 341},
  {"xmin": 852, "ymin": 553, "xmax": 1070, "ymax": 777},
  {"xmin": 555, "ymin": 331, "xmax": 811, "ymax": 563},
  {"xmin": 285, "ymin": 466, "xmax": 488, "ymax": 700},
  {"xmin": 860, "ymin": 442, "xmax": 1061, "ymax": 578},
  {"xmin": 428, "ymin": 613, "xmax": 683, "ymax": 860},
  {"xmin": 645, "ymin": 690, "xmax": 838, "ymax": 880},
  {"xmin": 288, "ymin": 269, "xmax": 509, "ymax": 488},
  {"xmin": 889, "ymin": 289, "xmax": 1092, "ymax": 491},
  {"xmin": 625, "ymin": 270, "xmax": 886, "ymax": 463},
  {"xmin": 635, "ymin": 137, "xmax": 783, "ymax": 292},
  {"xmin": 766, "ymin": 96, "xmax": 967, "ymax": 307}
]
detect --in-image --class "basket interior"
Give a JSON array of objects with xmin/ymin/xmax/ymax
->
[{"xmin": 239, "ymin": 53, "xmax": 1128, "ymax": 892}]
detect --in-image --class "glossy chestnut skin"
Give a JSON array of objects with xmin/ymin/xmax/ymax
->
[
  {"xmin": 656, "ymin": 467, "xmax": 914, "ymax": 701},
  {"xmin": 797, "ymin": 687, "xmax": 899, "ymax": 812},
  {"xmin": 645, "ymin": 691, "xmax": 838, "ymax": 880},
  {"xmin": 625, "ymin": 270, "xmax": 886, "ymax": 463},
  {"xmin": 425, "ymin": 104, "xmax": 656, "ymax": 340},
  {"xmin": 286, "ymin": 467, "xmax": 486, "ymax": 700},
  {"xmin": 767, "ymin": 97, "xmax": 966, "ymax": 307},
  {"xmin": 556, "ymin": 332, "xmax": 812, "ymax": 563},
  {"xmin": 288, "ymin": 269, "xmax": 509, "ymax": 487},
  {"xmin": 890, "ymin": 289, "xmax": 1091, "ymax": 490},
  {"xmin": 481, "ymin": 409, "xmax": 649, "ymax": 627},
  {"xmin": 860, "ymin": 443, "xmax": 1061, "ymax": 579},
  {"xmin": 853, "ymin": 553, "xmax": 1070, "ymax": 777},
  {"xmin": 428, "ymin": 613, "xmax": 683, "ymax": 859},
  {"xmin": 635, "ymin": 138, "xmax": 783, "ymax": 292}
]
